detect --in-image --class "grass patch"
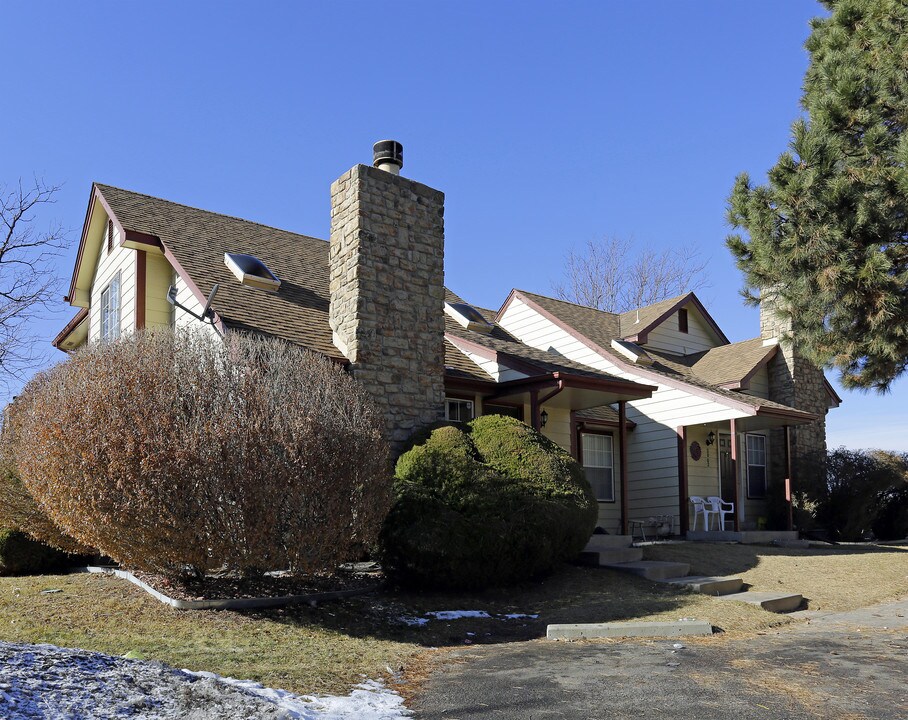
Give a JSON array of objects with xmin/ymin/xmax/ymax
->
[
  {"xmin": 0, "ymin": 565, "xmax": 779, "ymax": 693},
  {"xmin": 3, "ymin": 545, "xmax": 905, "ymax": 694},
  {"xmin": 643, "ymin": 541, "xmax": 908, "ymax": 612}
]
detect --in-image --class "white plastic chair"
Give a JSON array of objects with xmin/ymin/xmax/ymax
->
[
  {"xmin": 707, "ymin": 496, "xmax": 735, "ymax": 531},
  {"xmin": 689, "ymin": 496, "xmax": 714, "ymax": 531}
]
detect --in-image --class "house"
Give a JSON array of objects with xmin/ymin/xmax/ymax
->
[{"xmin": 54, "ymin": 141, "xmax": 838, "ymax": 536}]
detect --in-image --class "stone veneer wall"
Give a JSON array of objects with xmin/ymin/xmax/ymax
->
[
  {"xmin": 760, "ymin": 292, "xmax": 829, "ymax": 486},
  {"xmin": 329, "ymin": 164, "xmax": 446, "ymax": 457}
]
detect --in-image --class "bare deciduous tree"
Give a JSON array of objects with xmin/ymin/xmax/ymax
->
[
  {"xmin": 553, "ymin": 236, "xmax": 710, "ymax": 313},
  {"xmin": 0, "ymin": 180, "xmax": 66, "ymax": 385}
]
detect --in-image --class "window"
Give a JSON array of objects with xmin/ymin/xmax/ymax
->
[
  {"xmin": 582, "ymin": 433, "xmax": 614, "ymax": 502},
  {"xmin": 482, "ymin": 403, "xmax": 523, "ymax": 420},
  {"xmin": 746, "ymin": 434, "xmax": 767, "ymax": 498},
  {"xmin": 445, "ymin": 398, "xmax": 474, "ymax": 423},
  {"xmin": 678, "ymin": 308, "xmax": 689, "ymax": 333},
  {"xmin": 100, "ymin": 272, "xmax": 121, "ymax": 342}
]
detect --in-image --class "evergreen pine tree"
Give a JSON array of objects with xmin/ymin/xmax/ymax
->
[{"xmin": 727, "ymin": 0, "xmax": 908, "ymax": 391}]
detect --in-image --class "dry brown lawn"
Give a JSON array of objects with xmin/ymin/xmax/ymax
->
[
  {"xmin": 1, "ymin": 542, "xmax": 906, "ymax": 694},
  {"xmin": 643, "ymin": 540, "xmax": 908, "ymax": 612}
]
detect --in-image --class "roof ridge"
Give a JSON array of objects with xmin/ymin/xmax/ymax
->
[
  {"xmin": 619, "ymin": 291, "xmax": 693, "ymax": 316},
  {"xmin": 516, "ymin": 288, "xmax": 620, "ymax": 318},
  {"xmin": 94, "ymin": 182, "xmax": 327, "ymax": 243}
]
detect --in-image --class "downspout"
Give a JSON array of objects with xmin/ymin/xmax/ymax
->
[
  {"xmin": 730, "ymin": 418, "xmax": 740, "ymax": 531},
  {"xmin": 677, "ymin": 426, "xmax": 689, "ymax": 535},
  {"xmin": 619, "ymin": 401, "xmax": 629, "ymax": 536},
  {"xmin": 534, "ymin": 380, "xmax": 565, "ymax": 430},
  {"xmin": 785, "ymin": 425, "xmax": 793, "ymax": 531}
]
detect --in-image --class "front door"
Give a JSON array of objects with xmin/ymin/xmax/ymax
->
[{"xmin": 719, "ymin": 433, "xmax": 735, "ymax": 502}]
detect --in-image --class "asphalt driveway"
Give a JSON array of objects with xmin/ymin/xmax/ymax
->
[{"xmin": 413, "ymin": 599, "xmax": 908, "ymax": 720}]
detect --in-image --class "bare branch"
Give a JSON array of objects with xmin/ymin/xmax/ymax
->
[
  {"xmin": 0, "ymin": 178, "xmax": 68, "ymax": 388},
  {"xmin": 553, "ymin": 236, "xmax": 711, "ymax": 313}
]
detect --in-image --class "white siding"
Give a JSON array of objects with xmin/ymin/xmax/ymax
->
[
  {"xmin": 88, "ymin": 223, "xmax": 136, "ymax": 342},
  {"xmin": 642, "ymin": 306, "xmax": 717, "ymax": 356},
  {"xmin": 451, "ymin": 345, "xmax": 527, "ymax": 382},
  {"xmin": 500, "ymin": 296, "xmax": 749, "ymax": 528},
  {"xmin": 742, "ymin": 366, "xmax": 769, "ymax": 399},
  {"xmin": 172, "ymin": 273, "xmax": 221, "ymax": 339}
]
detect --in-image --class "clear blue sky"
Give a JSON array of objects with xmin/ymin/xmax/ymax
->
[{"xmin": 4, "ymin": 0, "xmax": 905, "ymax": 451}]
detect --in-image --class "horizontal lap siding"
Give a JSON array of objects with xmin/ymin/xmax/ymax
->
[
  {"xmin": 643, "ymin": 310, "xmax": 715, "ymax": 355},
  {"xmin": 89, "ymin": 224, "xmax": 136, "ymax": 343},
  {"xmin": 500, "ymin": 298, "xmax": 749, "ymax": 529},
  {"xmin": 173, "ymin": 275, "xmax": 220, "ymax": 339},
  {"xmin": 456, "ymin": 347, "xmax": 526, "ymax": 382},
  {"xmin": 743, "ymin": 366, "xmax": 769, "ymax": 399},
  {"xmin": 145, "ymin": 253, "xmax": 174, "ymax": 328}
]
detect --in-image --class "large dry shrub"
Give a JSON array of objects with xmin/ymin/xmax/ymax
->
[
  {"xmin": 0, "ymin": 421, "xmax": 90, "ymax": 554},
  {"xmin": 10, "ymin": 330, "xmax": 390, "ymax": 578}
]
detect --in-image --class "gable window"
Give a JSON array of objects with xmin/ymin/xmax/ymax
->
[
  {"xmin": 445, "ymin": 397, "xmax": 474, "ymax": 423},
  {"xmin": 678, "ymin": 308, "xmax": 689, "ymax": 333},
  {"xmin": 746, "ymin": 433, "xmax": 767, "ymax": 498},
  {"xmin": 100, "ymin": 272, "xmax": 121, "ymax": 342},
  {"xmin": 107, "ymin": 219, "xmax": 114, "ymax": 254},
  {"xmin": 581, "ymin": 432, "xmax": 614, "ymax": 502}
]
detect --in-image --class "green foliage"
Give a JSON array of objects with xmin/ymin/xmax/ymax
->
[
  {"xmin": 727, "ymin": 0, "xmax": 908, "ymax": 390},
  {"xmin": 0, "ymin": 528, "xmax": 76, "ymax": 575},
  {"xmin": 8, "ymin": 330, "xmax": 391, "ymax": 579},
  {"xmin": 872, "ymin": 485, "xmax": 908, "ymax": 541},
  {"xmin": 381, "ymin": 415, "xmax": 597, "ymax": 590},
  {"xmin": 802, "ymin": 448, "xmax": 908, "ymax": 541}
]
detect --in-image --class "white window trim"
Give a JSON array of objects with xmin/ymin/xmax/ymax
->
[
  {"xmin": 100, "ymin": 272, "xmax": 122, "ymax": 342},
  {"xmin": 581, "ymin": 432, "xmax": 615, "ymax": 503},
  {"xmin": 745, "ymin": 433, "xmax": 767, "ymax": 498}
]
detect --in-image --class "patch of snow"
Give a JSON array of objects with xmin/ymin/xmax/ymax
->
[
  {"xmin": 0, "ymin": 642, "xmax": 411, "ymax": 720},
  {"xmin": 398, "ymin": 610, "xmax": 539, "ymax": 625},
  {"xmin": 185, "ymin": 670, "xmax": 411, "ymax": 719},
  {"xmin": 425, "ymin": 610, "xmax": 491, "ymax": 621}
]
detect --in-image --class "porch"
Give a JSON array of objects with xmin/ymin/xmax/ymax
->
[{"xmin": 677, "ymin": 408, "xmax": 816, "ymax": 535}]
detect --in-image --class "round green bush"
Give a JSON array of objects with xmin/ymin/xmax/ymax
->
[{"xmin": 381, "ymin": 415, "xmax": 597, "ymax": 590}]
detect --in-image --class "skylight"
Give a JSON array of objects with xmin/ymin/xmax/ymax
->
[
  {"xmin": 444, "ymin": 302, "xmax": 495, "ymax": 333},
  {"xmin": 224, "ymin": 253, "xmax": 281, "ymax": 291}
]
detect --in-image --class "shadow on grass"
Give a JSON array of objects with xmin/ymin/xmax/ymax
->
[{"xmin": 238, "ymin": 563, "xmax": 697, "ymax": 649}]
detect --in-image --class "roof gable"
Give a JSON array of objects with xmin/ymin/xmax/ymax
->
[{"xmin": 619, "ymin": 292, "xmax": 729, "ymax": 346}]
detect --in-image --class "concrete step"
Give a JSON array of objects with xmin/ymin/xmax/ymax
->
[
  {"xmin": 657, "ymin": 575, "xmax": 745, "ymax": 596},
  {"xmin": 584, "ymin": 535, "xmax": 634, "ymax": 551},
  {"xmin": 593, "ymin": 547, "xmax": 644, "ymax": 565},
  {"xmin": 603, "ymin": 560, "xmax": 690, "ymax": 581},
  {"xmin": 718, "ymin": 591, "xmax": 804, "ymax": 613}
]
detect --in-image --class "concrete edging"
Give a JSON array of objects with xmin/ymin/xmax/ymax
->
[
  {"xmin": 80, "ymin": 566, "xmax": 378, "ymax": 611},
  {"xmin": 547, "ymin": 619, "xmax": 713, "ymax": 640}
]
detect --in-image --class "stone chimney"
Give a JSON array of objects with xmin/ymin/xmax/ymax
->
[
  {"xmin": 329, "ymin": 141, "xmax": 446, "ymax": 456},
  {"xmin": 759, "ymin": 289, "xmax": 829, "ymax": 485}
]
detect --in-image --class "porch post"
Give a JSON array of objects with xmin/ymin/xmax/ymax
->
[
  {"xmin": 785, "ymin": 425, "xmax": 793, "ymax": 531},
  {"xmin": 730, "ymin": 418, "xmax": 740, "ymax": 531},
  {"xmin": 677, "ymin": 426, "xmax": 689, "ymax": 535},
  {"xmin": 530, "ymin": 389, "xmax": 540, "ymax": 431},
  {"xmin": 619, "ymin": 401, "xmax": 629, "ymax": 536}
]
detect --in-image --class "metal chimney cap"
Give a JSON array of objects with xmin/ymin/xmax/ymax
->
[{"xmin": 373, "ymin": 140, "xmax": 403, "ymax": 172}]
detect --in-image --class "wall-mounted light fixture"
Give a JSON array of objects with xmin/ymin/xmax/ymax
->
[
  {"xmin": 706, "ymin": 431, "xmax": 716, "ymax": 446},
  {"xmin": 540, "ymin": 409, "xmax": 549, "ymax": 428}
]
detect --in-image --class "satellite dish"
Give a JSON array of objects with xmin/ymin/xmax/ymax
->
[{"xmin": 165, "ymin": 284, "xmax": 219, "ymax": 324}]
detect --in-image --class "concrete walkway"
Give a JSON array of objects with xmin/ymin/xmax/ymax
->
[{"xmin": 412, "ymin": 598, "xmax": 908, "ymax": 719}]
